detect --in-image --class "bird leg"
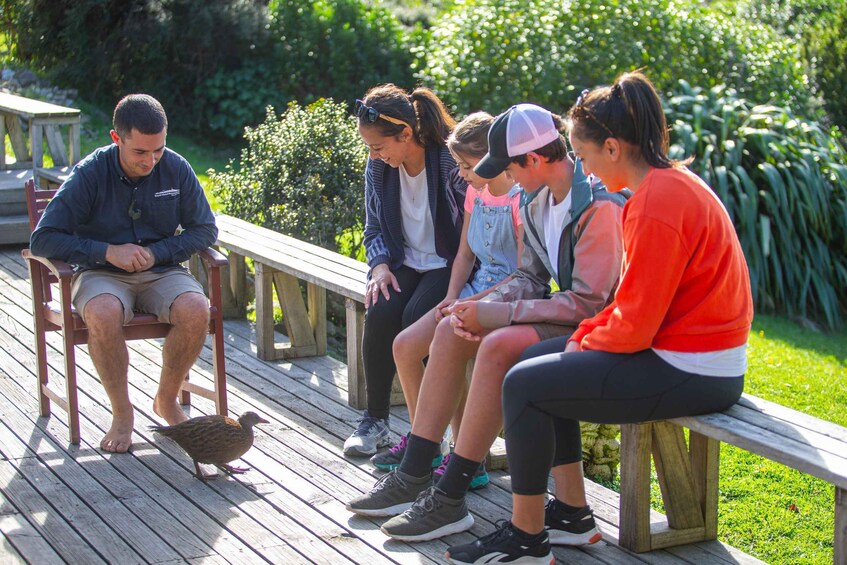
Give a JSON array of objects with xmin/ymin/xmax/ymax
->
[
  {"xmin": 194, "ymin": 461, "xmax": 220, "ymax": 480},
  {"xmin": 217, "ymin": 463, "xmax": 250, "ymax": 475}
]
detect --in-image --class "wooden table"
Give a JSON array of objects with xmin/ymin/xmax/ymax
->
[{"xmin": 0, "ymin": 92, "xmax": 81, "ymax": 181}]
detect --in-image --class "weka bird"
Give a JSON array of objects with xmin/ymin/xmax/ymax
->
[{"xmin": 150, "ymin": 411, "xmax": 268, "ymax": 480}]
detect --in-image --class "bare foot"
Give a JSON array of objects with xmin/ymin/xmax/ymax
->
[
  {"xmin": 153, "ymin": 395, "xmax": 189, "ymax": 425},
  {"xmin": 101, "ymin": 413, "xmax": 134, "ymax": 453}
]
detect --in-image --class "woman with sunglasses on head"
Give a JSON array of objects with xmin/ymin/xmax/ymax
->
[
  {"xmin": 445, "ymin": 71, "xmax": 753, "ymax": 565},
  {"xmin": 343, "ymin": 84, "xmax": 468, "ymax": 458}
]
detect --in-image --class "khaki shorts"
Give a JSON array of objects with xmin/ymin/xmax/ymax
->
[
  {"xmin": 531, "ymin": 323, "xmax": 576, "ymax": 342},
  {"xmin": 71, "ymin": 268, "xmax": 206, "ymax": 324}
]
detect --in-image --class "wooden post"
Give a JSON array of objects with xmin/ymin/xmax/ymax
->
[
  {"xmin": 307, "ymin": 283, "xmax": 327, "ymax": 356},
  {"xmin": 29, "ymin": 119, "xmax": 43, "ymax": 168},
  {"xmin": 0, "ymin": 114, "xmax": 6, "ymax": 169},
  {"xmin": 836, "ymin": 486, "xmax": 846, "ymax": 565},
  {"xmin": 689, "ymin": 431, "xmax": 720, "ymax": 540},
  {"xmin": 345, "ymin": 298, "xmax": 366, "ymax": 409},
  {"xmin": 254, "ymin": 262, "xmax": 276, "ymax": 360},
  {"xmin": 620, "ymin": 423, "xmax": 653, "ymax": 552},
  {"xmin": 273, "ymin": 271, "xmax": 317, "ymax": 357}
]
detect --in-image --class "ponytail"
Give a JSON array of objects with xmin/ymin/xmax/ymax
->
[
  {"xmin": 359, "ymin": 84, "xmax": 454, "ymax": 147},
  {"xmin": 567, "ymin": 71, "xmax": 687, "ymax": 168}
]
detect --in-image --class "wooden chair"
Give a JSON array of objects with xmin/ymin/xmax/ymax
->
[{"xmin": 21, "ymin": 179, "xmax": 228, "ymax": 444}]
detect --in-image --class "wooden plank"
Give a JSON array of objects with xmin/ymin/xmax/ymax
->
[
  {"xmin": 43, "ymin": 125, "xmax": 68, "ymax": 167},
  {"xmin": 308, "ymin": 282, "xmax": 327, "ymax": 356},
  {"xmin": 254, "ymin": 262, "xmax": 277, "ymax": 360},
  {"xmin": 672, "ymin": 410, "xmax": 847, "ymax": 489},
  {"xmin": 4, "ymin": 115, "xmax": 28, "ymax": 164},
  {"xmin": 620, "ymin": 423, "xmax": 654, "ymax": 552},
  {"xmin": 0, "ymin": 115, "xmax": 5, "ymax": 169},
  {"xmin": 0, "ymin": 93, "xmax": 80, "ymax": 119},
  {"xmin": 689, "ymin": 431, "xmax": 719, "ymax": 540},
  {"xmin": 273, "ymin": 270, "xmax": 317, "ymax": 352},
  {"xmin": 29, "ymin": 119, "xmax": 43, "ymax": 169},
  {"xmin": 651, "ymin": 422, "xmax": 704, "ymax": 531},
  {"xmin": 0, "ymin": 490, "xmax": 63, "ymax": 564},
  {"xmin": 836, "ymin": 486, "xmax": 846, "ymax": 565},
  {"xmin": 346, "ymin": 298, "xmax": 366, "ymax": 409}
]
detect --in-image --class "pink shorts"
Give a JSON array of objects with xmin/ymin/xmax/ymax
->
[{"xmin": 71, "ymin": 268, "xmax": 206, "ymax": 324}]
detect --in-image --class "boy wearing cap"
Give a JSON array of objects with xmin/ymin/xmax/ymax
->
[{"xmin": 346, "ymin": 104, "xmax": 625, "ymax": 543}]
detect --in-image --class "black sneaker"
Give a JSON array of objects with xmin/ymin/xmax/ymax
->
[
  {"xmin": 445, "ymin": 520, "xmax": 553, "ymax": 565},
  {"xmin": 544, "ymin": 499, "xmax": 602, "ymax": 546}
]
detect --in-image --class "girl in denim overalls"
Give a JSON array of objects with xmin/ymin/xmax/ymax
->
[{"xmin": 371, "ymin": 112, "xmax": 523, "ymax": 476}]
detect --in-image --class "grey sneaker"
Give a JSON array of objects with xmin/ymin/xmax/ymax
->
[
  {"xmin": 343, "ymin": 410, "xmax": 391, "ymax": 456},
  {"xmin": 346, "ymin": 469, "xmax": 431, "ymax": 517},
  {"xmin": 381, "ymin": 486, "xmax": 474, "ymax": 542}
]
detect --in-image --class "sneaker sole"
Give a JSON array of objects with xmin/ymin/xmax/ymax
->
[
  {"xmin": 547, "ymin": 527, "xmax": 602, "ymax": 546},
  {"xmin": 345, "ymin": 501, "xmax": 413, "ymax": 517},
  {"xmin": 373, "ymin": 454, "xmax": 444, "ymax": 472},
  {"xmin": 447, "ymin": 552, "xmax": 554, "ymax": 565},
  {"xmin": 344, "ymin": 435, "xmax": 392, "ymax": 457},
  {"xmin": 383, "ymin": 513, "xmax": 474, "ymax": 542}
]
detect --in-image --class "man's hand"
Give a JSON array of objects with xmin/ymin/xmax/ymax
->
[
  {"xmin": 448, "ymin": 299, "xmax": 485, "ymax": 341},
  {"xmin": 105, "ymin": 243, "xmax": 153, "ymax": 272}
]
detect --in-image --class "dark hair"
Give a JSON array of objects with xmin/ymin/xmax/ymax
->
[
  {"xmin": 447, "ymin": 112, "xmax": 493, "ymax": 158},
  {"xmin": 113, "ymin": 94, "xmax": 168, "ymax": 138},
  {"xmin": 566, "ymin": 71, "xmax": 686, "ymax": 168},
  {"xmin": 511, "ymin": 112, "xmax": 568, "ymax": 167},
  {"xmin": 360, "ymin": 84, "xmax": 455, "ymax": 147}
]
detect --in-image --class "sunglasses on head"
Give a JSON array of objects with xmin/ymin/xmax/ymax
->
[
  {"xmin": 354, "ymin": 99, "xmax": 409, "ymax": 127},
  {"xmin": 573, "ymin": 88, "xmax": 615, "ymax": 139}
]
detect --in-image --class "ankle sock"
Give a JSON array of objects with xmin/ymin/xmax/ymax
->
[
  {"xmin": 398, "ymin": 434, "xmax": 441, "ymax": 478},
  {"xmin": 435, "ymin": 452, "xmax": 480, "ymax": 499},
  {"xmin": 552, "ymin": 498, "xmax": 586, "ymax": 515},
  {"xmin": 511, "ymin": 522, "xmax": 546, "ymax": 542}
]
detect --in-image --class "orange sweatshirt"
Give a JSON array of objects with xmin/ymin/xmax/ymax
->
[{"xmin": 570, "ymin": 166, "xmax": 753, "ymax": 353}]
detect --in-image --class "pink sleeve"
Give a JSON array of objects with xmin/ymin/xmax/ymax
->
[
  {"xmin": 464, "ymin": 186, "xmax": 477, "ymax": 214},
  {"xmin": 510, "ymin": 193, "xmax": 522, "ymax": 229}
]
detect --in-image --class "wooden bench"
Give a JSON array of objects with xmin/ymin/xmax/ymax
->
[
  {"xmin": 0, "ymin": 92, "xmax": 80, "ymax": 183},
  {"xmin": 214, "ymin": 214, "xmax": 509, "ymax": 468},
  {"xmin": 620, "ymin": 393, "xmax": 847, "ymax": 563}
]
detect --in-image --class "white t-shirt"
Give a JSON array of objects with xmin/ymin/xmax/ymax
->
[
  {"xmin": 543, "ymin": 188, "xmax": 572, "ymax": 277},
  {"xmin": 653, "ymin": 345, "xmax": 748, "ymax": 377},
  {"xmin": 399, "ymin": 164, "xmax": 447, "ymax": 271}
]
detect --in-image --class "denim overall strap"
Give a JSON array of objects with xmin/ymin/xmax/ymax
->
[{"xmin": 461, "ymin": 187, "xmax": 521, "ymax": 297}]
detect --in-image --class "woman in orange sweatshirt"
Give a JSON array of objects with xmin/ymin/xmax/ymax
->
[{"xmin": 445, "ymin": 71, "xmax": 754, "ymax": 565}]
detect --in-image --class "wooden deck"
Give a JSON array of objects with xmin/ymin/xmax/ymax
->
[{"xmin": 0, "ymin": 245, "xmax": 765, "ymax": 564}]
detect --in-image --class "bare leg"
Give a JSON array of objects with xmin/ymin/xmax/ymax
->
[
  {"xmin": 450, "ymin": 381, "xmax": 470, "ymax": 442},
  {"xmin": 410, "ymin": 318, "xmax": 481, "ymax": 442},
  {"xmin": 393, "ymin": 309, "xmax": 438, "ymax": 424},
  {"xmin": 512, "ymin": 494, "xmax": 547, "ymax": 534},
  {"xmin": 154, "ymin": 292, "xmax": 209, "ymax": 425},
  {"xmin": 452, "ymin": 325, "xmax": 540, "ymax": 462},
  {"xmin": 552, "ymin": 463, "xmax": 588, "ymax": 507},
  {"xmin": 85, "ymin": 295, "xmax": 133, "ymax": 453}
]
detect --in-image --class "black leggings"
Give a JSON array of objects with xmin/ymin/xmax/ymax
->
[
  {"xmin": 362, "ymin": 265, "xmax": 451, "ymax": 418},
  {"xmin": 503, "ymin": 339, "xmax": 744, "ymax": 495}
]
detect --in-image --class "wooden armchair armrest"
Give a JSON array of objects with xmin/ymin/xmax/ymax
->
[
  {"xmin": 21, "ymin": 249, "xmax": 75, "ymax": 280},
  {"xmin": 197, "ymin": 247, "xmax": 228, "ymax": 268}
]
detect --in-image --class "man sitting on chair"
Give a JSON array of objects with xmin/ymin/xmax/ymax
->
[{"xmin": 30, "ymin": 94, "xmax": 218, "ymax": 453}]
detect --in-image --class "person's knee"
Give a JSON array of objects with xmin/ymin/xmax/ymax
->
[
  {"xmin": 393, "ymin": 325, "xmax": 425, "ymax": 363},
  {"xmin": 83, "ymin": 294, "xmax": 125, "ymax": 331},
  {"xmin": 169, "ymin": 292, "xmax": 209, "ymax": 327},
  {"xmin": 477, "ymin": 328, "xmax": 526, "ymax": 366}
]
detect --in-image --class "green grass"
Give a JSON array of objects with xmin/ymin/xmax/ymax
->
[{"xmin": 648, "ymin": 315, "xmax": 846, "ymax": 564}]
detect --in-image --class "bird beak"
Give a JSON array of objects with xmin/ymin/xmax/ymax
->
[{"xmin": 257, "ymin": 416, "xmax": 270, "ymax": 425}]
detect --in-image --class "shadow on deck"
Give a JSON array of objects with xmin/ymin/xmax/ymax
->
[{"xmin": 0, "ymin": 245, "xmax": 764, "ymax": 564}]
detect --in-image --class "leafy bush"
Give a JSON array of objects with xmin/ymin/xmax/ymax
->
[
  {"xmin": 268, "ymin": 0, "xmax": 414, "ymax": 108},
  {"xmin": 418, "ymin": 0, "xmax": 811, "ymax": 116},
  {"xmin": 12, "ymin": 0, "xmax": 271, "ymax": 138},
  {"xmin": 666, "ymin": 82, "xmax": 847, "ymax": 328},
  {"xmin": 805, "ymin": 1, "xmax": 847, "ymax": 133},
  {"xmin": 209, "ymin": 99, "xmax": 368, "ymax": 254}
]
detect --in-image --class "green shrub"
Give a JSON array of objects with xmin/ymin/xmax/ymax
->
[
  {"xmin": 806, "ymin": 1, "xmax": 847, "ymax": 133},
  {"xmin": 268, "ymin": 0, "xmax": 414, "ymax": 108},
  {"xmin": 12, "ymin": 0, "xmax": 271, "ymax": 138},
  {"xmin": 666, "ymin": 82, "xmax": 847, "ymax": 328},
  {"xmin": 418, "ymin": 0, "xmax": 811, "ymax": 116},
  {"xmin": 209, "ymin": 99, "xmax": 368, "ymax": 254}
]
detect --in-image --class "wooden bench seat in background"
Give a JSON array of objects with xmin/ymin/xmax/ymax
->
[{"xmin": 214, "ymin": 213, "xmax": 507, "ymax": 469}]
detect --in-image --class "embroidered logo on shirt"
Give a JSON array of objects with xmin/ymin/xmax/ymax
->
[{"xmin": 154, "ymin": 188, "xmax": 180, "ymax": 197}]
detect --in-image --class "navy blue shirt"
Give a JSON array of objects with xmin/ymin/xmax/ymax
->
[{"xmin": 30, "ymin": 144, "xmax": 217, "ymax": 272}]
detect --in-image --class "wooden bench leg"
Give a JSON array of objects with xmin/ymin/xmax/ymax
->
[
  {"xmin": 254, "ymin": 262, "xmax": 276, "ymax": 360},
  {"xmin": 621, "ymin": 422, "xmax": 715, "ymax": 552},
  {"xmin": 345, "ymin": 298, "xmax": 366, "ymax": 409},
  {"xmin": 307, "ymin": 283, "xmax": 326, "ymax": 356},
  {"xmin": 620, "ymin": 423, "xmax": 653, "ymax": 552},
  {"xmin": 836, "ymin": 486, "xmax": 847, "ymax": 565}
]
